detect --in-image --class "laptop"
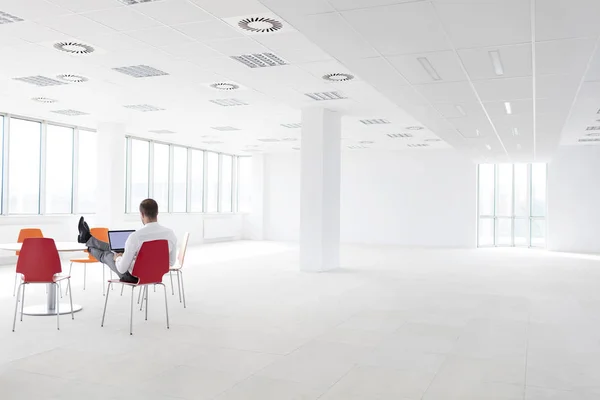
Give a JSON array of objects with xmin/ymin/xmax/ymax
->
[{"xmin": 108, "ymin": 230, "xmax": 135, "ymax": 253}]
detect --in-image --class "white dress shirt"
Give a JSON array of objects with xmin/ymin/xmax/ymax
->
[{"xmin": 115, "ymin": 222, "xmax": 178, "ymax": 275}]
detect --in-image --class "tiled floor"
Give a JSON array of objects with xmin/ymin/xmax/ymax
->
[{"xmin": 1, "ymin": 241, "xmax": 600, "ymax": 399}]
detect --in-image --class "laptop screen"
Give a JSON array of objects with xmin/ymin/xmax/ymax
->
[{"xmin": 108, "ymin": 230, "xmax": 135, "ymax": 251}]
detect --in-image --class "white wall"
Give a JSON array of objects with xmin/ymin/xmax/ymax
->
[
  {"xmin": 263, "ymin": 149, "xmax": 477, "ymax": 248},
  {"xmin": 547, "ymin": 146, "xmax": 600, "ymax": 254}
]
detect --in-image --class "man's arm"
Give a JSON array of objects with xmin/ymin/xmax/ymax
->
[{"xmin": 115, "ymin": 236, "xmax": 137, "ymax": 275}]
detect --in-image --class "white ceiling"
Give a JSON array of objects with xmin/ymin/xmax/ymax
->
[{"xmin": 0, "ymin": 0, "xmax": 598, "ymax": 160}]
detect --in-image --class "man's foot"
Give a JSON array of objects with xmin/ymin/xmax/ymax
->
[
  {"xmin": 120, "ymin": 272, "xmax": 139, "ymax": 284},
  {"xmin": 77, "ymin": 217, "xmax": 92, "ymax": 244}
]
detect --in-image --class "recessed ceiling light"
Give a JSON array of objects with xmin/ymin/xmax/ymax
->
[
  {"xmin": 485, "ymin": 144, "xmax": 492, "ymax": 150},
  {"xmin": 323, "ymin": 73, "xmax": 354, "ymax": 82},
  {"xmin": 417, "ymin": 57, "xmax": 441, "ymax": 81},
  {"xmin": 455, "ymin": 105, "xmax": 466, "ymax": 116},
  {"xmin": 124, "ymin": 104, "xmax": 165, "ymax": 112},
  {"xmin": 113, "ymin": 65, "xmax": 168, "ymax": 78},
  {"xmin": 360, "ymin": 119, "xmax": 390, "ymax": 125},
  {"xmin": 305, "ymin": 91, "xmax": 347, "ymax": 101},
  {"xmin": 504, "ymin": 101, "xmax": 512, "ymax": 115},
  {"xmin": 32, "ymin": 97, "xmax": 57, "ymax": 104},
  {"xmin": 281, "ymin": 123, "xmax": 301, "ymax": 129},
  {"xmin": 387, "ymin": 133, "xmax": 413, "ymax": 138},
  {"xmin": 14, "ymin": 75, "xmax": 67, "ymax": 87},
  {"xmin": 512, "ymin": 127, "xmax": 519, "ymax": 136},
  {"xmin": 476, "ymin": 129, "xmax": 481, "ymax": 137},
  {"xmin": 54, "ymin": 41, "xmax": 95, "ymax": 54},
  {"xmin": 0, "ymin": 11, "xmax": 24, "ymax": 24},
  {"xmin": 406, "ymin": 126, "xmax": 424, "ymax": 131},
  {"xmin": 489, "ymin": 50, "xmax": 504, "ymax": 76},
  {"xmin": 209, "ymin": 98, "xmax": 248, "ymax": 107},
  {"xmin": 149, "ymin": 129, "xmax": 176, "ymax": 134},
  {"xmin": 238, "ymin": 16, "xmax": 283, "ymax": 33},
  {"xmin": 51, "ymin": 109, "xmax": 89, "ymax": 116},
  {"xmin": 57, "ymin": 74, "xmax": 88, "ymax": 83},
  {"xmin": 210, "ymin": 82, "xmax": 240, "ymax": 91},
  {"xmin": 231, "ymin": 53, "xmax": 287, "ymax": 68}
]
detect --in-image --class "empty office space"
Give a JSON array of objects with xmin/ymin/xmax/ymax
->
[{"xmin": 1, "ymin": 0, "xmax": 599, "ymax": 399}]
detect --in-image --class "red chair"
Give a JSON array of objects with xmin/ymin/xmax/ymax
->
[
  {"xmin": 101, "ymin": 240, "xmax": 170, "ymax": 335},
  {"xmin": 13, "ymin": 228, "xmax": 44, "ymax": 296},
  {"xmin": 13, "ymin": 238, "xmax": 74, "ymax": 332}
]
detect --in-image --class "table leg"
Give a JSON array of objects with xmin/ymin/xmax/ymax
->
[{"xmin": 22, "ymin": 283, "xmax": 83, "ymax": 316}]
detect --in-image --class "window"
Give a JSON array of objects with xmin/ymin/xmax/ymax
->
[
  {"xmin": 206, "ymin": 152, "xmax": 219, "ymax": 213},
  {"xmin": 237, "ymin": 156, "xmax": 252, "ymax": 213},
  {"xmin": 152, "ymin": 143, "xmax": 170, "ymax": 212},
  {"xmin": 190, "ymin": 150, "xmax": 204, "ymax": 212},
  {"xmin": 45, "ymin": 125, "xmax": 74, "ymax": 214},
  {"xmin": 128, "ymin": 139, "xmax": 149, "ymax": 213},
  {"xmin": 220, "ymin": 154, "xmax": 233, "ymax": 212},
  {"xmin": 0, "ymin": 115, "xmax": 3, "ymax": 214},
  {"xmin": 477, "ymin": 163, "xmax": 547, "ymax": 248},
  {"xmin": 172, "ymin": 146, "xmax": 187, "ymax": 212},
  {"xmin": 77, "ymin": 130, "xmax": 96, "ymax": 213},
  {"xmin": 8, "ymin": 119, "xmax": 41, "ymax": 214}
]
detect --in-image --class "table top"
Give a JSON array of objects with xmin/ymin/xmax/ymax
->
[{"xmin": 0, "ymin": 241, "xmax": 86, "ymax": 252}]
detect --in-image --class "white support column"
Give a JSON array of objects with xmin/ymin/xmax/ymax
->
[
  {"xmin": 246, "ymin": 154, "xmax": 265, "ymax": 240},
  {"xmin": 96, "ymin": 122, "xmax": 126, "ymax": 228},
  {"xmin": 300, "ymin": 108, "xmax": 341, "ymax": 272}
]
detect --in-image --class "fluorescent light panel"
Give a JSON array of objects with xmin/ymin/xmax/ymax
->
[
  {"xmin": 512, "ymin": 127, "xmax": 519, "ymax": 136},
  {"xmin": 417, "ymin": 57, "xmax": 441, "ymax": 81},
  {"xmin": 504, "ymin": 101, "xmax": 512, "ymax": 115},
  {"xmin": 489, "ymin": 50, "xmax": 504, "ymax": 76},
  {"xmin": 485, "ymin": 144, "xmax": 492, "ymax": 150}
]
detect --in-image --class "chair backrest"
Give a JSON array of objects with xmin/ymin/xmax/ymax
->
[
  {"xmin": 131, "ymin": 240, "xmax": 170, "ymax": 285},
  {"xmin": 16, "ymin": 238, "xmax": 62, "ymax": 283},
  {"xmin": 16, "ymin": 228, "xmax": 44, "ymax": 256},
  {"xmin": 177, "ymin": 232, "xmax": 190, "ymax": 268},
  {"xmin": 86, "ymin": 227, "xmax": 109, "ymax": 260}
]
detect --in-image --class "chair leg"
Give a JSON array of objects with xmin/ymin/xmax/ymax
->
[
  {"xmin": 179, "ymin": 271, "xmax": 186, "ymax": 309},
  {"xmin": 56, "ymin": 283, "xmax": 60, "ymax": 331},
  {"xmin": 130, "ymin": 286, "xmax": 135, "ymax": 335},
  {"xmin": 162, "ymin": 284, "xmax": 169, "ymax": 329},
  {"xmin": 137, "ymin": 286, "xmax": 143, "ymax": 304},
  {"xmin": 12, "ymin": 284, "xmax": 22, "ymax": 332},
  {"xmin": 65, "ymin": 263, "xmax": 73, "ymax": 296},
  {"xmin": 102, "ymin": 265, "xmax": 106, "ymax": 296},
  {"xmin": 120, "ymin": 285, "xmax": 124, "ymax": 296},
  {"xmin": 20, "ymin": 284, "xmax": 26, "ymax": 322},
  {"xmin": 169, "ymin": 271, "xmax": 174, "ymax": 295},
  {"xmin": 176, "ymin": 271, "xmax": 182, "ymax": 303},
  {"xmin": 68, "ymin": 279, "xmax": 74, "ymax": 320},
  {"xmin": 101, "ymin": 282, "xmax": 112, "ymax": 327},
  {"xmin": 13, "ymin": 273, "xmax": 18, "ymax": 297},
  {"xmin": 140, "ymin": 286, "xmax": 146, "ymax": 311},
  {"xmin": 145, "ymin": 286, "xmax": 149, "ymax": 321}
]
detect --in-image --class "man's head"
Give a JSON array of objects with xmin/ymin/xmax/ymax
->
[{"xmin": 139, "ymin": 198, "xmax": 159, "ymax": 225}]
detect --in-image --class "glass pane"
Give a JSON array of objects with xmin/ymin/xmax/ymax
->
[
  {"xmin": 531, "ymin": 219, "xmax": 546, "ymax": 247},
  {"xmin": 220, "ymin": 154, "xmax": 233, "ymax": 212},
  {"xmin": 531, "ymin": 163, "xmax": 547, "ymax": 217},
  {"xmin": 514, "ymin": 218, "xmax": 529, "ymax": 247},
  {"xmin": 190, "ymin": 150, "xmax": 204, "ymax": 212},
  {"xmin": 77, "ymin": 130, "xmax": 96, "ymax": 213},
  {"xmin": 496, "ymin": 218, "xmax": 512, "ymax": 246},
  {"xmin": 46, "ymin": 125, "xmax": 73, "ymax": 214},
  {"xmin": 128, "ymin": 139, "xmax": 149, "ymax": 213},
  {"xmin": 514, "ymin": 164, "xmax": 528, "ymax": 217},
  {"xmin": 478, "ymin": 164, "xmax": 494, "ymax": 215},
  {"xmin": 238, "ymin": 156, "xmax": 252, "ymax": 213},
  {"xmin": 478, "ymin": 218, "xmax": 494, "ymax": 246},
  {"xmin": 206, "ymin": 152, "xmax": 219, "ymax": 213},
  {"xmin": 153, "ymin": 143, "xmax": 169, "ymax": 212},
  {"xmin": 8, "ymin": 118, "xmax": 41, "ymax": 214},
  {"xmin": 172, "ymin": 147, "xmax": 187, "ymax": 212},
  {"xmin": 496, "ymin": 164, "xmax": 513, "ymax": 216}
]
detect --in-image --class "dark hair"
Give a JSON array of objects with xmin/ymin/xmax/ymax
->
[{"xmin": 139, "ymin": 198, "xmax": 159, "ymax": 219}]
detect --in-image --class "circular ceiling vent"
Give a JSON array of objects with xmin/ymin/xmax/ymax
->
[
  {"xmin": 32, "ymin": 97, "xmax": 57, "ymax": 104},
  {"xmin": 406, "ymin": 126, "xmax": 425, "ymax": 131},
  {"xmin": 238, "ymin": 17, "xmax": 283, "ymax": 33},
  {"xmin": 210, "ymin": 82, "xmax": 240, "ymax": 91},
  {"xmin": 323, "ymin": 73, "xmax": 354, "ymax": 82},
  {"xmin": 57, "ymin": 74, "xmax": 88, "ymax": 83},
  {"xmin": 53, "ymin": 41, "xmax": 95, "ymax": 54}
]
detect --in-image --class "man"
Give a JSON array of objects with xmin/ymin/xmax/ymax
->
[{"xmin": 77, "ymin": 198, "xmax": 178, "ymax": 283}]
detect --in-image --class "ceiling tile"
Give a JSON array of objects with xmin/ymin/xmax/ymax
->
[
  {"xmin": 205, "ymin": 37, "xmax": 270, "ymax": 56},
  {"xmin": 83, "ymin": 7, "xmax": 161, "ymax": 32},
  {"xmin": 342, "ymin": 57, "xmax": 410, "ymax": 90},
  {"xmin": 189, "ymin": 0, "xmax": 270, "ymax": 18},
  {"xmin": 458, "ymin": 44, "xmax": 532, "ymax": 81},
  {"xmin": 449, "ymin": 118, "xmax": 495, "ymax": 139},
  {"xmin": 46, "ymin": 0, "xmax": 122, "ymax": 13},
  {"xmin": 342, "ymin": 2, "xmax": 451, "ymax": 56},
  {"xmin": 536, "ymin": 74, "xmax": 581, "ymax": 100},
  {"xmin": 0, "ymin": 21, "xmax": 71, "ymax": 43},
  {"xmin": 126, "ymin": 26, "xmax": 195, "ymax": 47},
  {"xmin": 536, "ymin": 38, "xmax": 596, "ymax": 76},
  {"xmin": 536, "ymin": 0, "xmax": 600, "ymax": 41},
  {"xmin": 484, "ymin": 99, "xmax": 533, "ymax": 118},
  {"xmin": 37, "ymin": 14, "xmax": 115, "ymax": 38},
  {"xmin": 160, "ymin": 41, "xmax": 222, "ymax": 59},
  {"xmin": 255, "ymin": 32, "xmax": 332, "ymax": 64},
  {"xmin": 585, "ymin": 48, "xmax": 600, "ymax": 82},
  {"xmin": 436, "ymin": 2, "xmax": 530, "ymax": 49},
  {"xmin": 414, "ymin": 81, "xmax": 478, "ymax": 103},
  {"xmin": 387, "ymin": 50, "xmax": 467, "ymax": 85},
  {"xmin": 258, "ymin": 0, "xmax": 335, "ymax": 17},
  {"xmin": 173, "ymin": 19, "xmax": 243, "ymax": 42},
  {"xmin": 0, "ymin": 0, "xmax": 73, "ymax": 20},
  {"xmin": 298, "ymin": 60, "xmax": 354, "ymax": 81},
  {"xmin": 329, "ymin": 0, "xmax": 427, "ymax": 11},
  {"xmin": 473, "ymin": 76, "xmax": 533, "ymax": 102},
  {"xmin": 434, "ymin": 102, "xmax": 486, "ymax": 119},
  {"xmin": 134, "ymin": 0, "xmax": 213, "ymax": 26}
]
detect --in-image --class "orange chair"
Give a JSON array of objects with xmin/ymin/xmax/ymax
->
[
  {"xmin": 67, "ymin": 227, "xmax": 113, "ymax": 295},
  {"xmin": 13, "ymin": 228, "xmax": 44, "ymax": 297}
]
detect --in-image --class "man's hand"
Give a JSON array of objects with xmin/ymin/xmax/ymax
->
[{"xmin": 113, "ymin": 253, "xmax": 123, "ymax": 261}]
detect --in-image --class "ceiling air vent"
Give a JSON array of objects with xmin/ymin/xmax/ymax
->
[
  {"xmin": 210, "ymin": 82, "xmax": 240, "ymax": 91},
  {"xmin": 578, "ymin": 138, "xmax": 600, "ymax": 143},
  {"xmin": 323, "ymin": 73, "xmax": 354, "ymax": 82},
  {"xmin": 51, "ymin": 109, "xmax": 89, "ymax": 116},
  {"xmin": 238, "ymin": 17, "xmax": 283, "ymax": 33},
  {"xmin": 209, "ymin": 98, "xmax": 248, "ymax": 107},
  {"xmin": 14, "ymin": 75, "xmax": 67, "ymax": 86},
  {"xmin": 348, "ymin": 145, "xmax": 368, "ymax": 149},
  {"xmin": 57, "ymin": 74, "xmax": 88, "ymax": 83},
  {"xmin": 407, "ymin": 143, "xmax": 429, "ymax": 148},
  {"xmin": 282, "ymin": 138, "xmax": 298, "ymax": 142},
  {"xmin": 387, "ymin": 133, "xmax": 413, "ymax": 138},
  {"xmin": 118, "ymin": 0, "xmax": 162, "ymax": 4},
  {"xmin": 360, "ymin": 119, "xmax": 390, "ymax": 125},
  {"xmin": 32, "ymin": 97, "xmax": 57, "ymax": 103},
  {"xmin": 585, "ymin": 126, "xmax": 600, "ymax": 131},
  {"xmin": 281, "ymin": 123, "xmax": 301, "ymax": 129},
  {"xmin": 258, "ymin": 138, "xmax": 280, "ymax": 142},
  {"xmin": 149, "ymin": 129, "xmax": 175, "ymax": 134},
  {"xmin": 305, "ymin": 91, "xmax": 347, "ymax": 101},
  {"xmin": 424, "ymin": 138, "xmax": 442, "ymax": 142},
  {"xmin": 0, "ymin": 11, "xmax": 24, "ymax": 24},
  {"xmin": 585, "ymin": 132, "xmax": 600, "ymax": 137},
  {"xmin": 54, "ymin": 41, "xmax": 95, "ymax": 54},
  {"xmin": 124, "ymin": 104, "xmax": 165, "ymax": 112},
  {"xmin": 292, "ymin": 147, "xmax": 301, "ymax": 151},
  {"xmin": 113, "ymin": 65, "xmax": 168, "ymax": 78},
  {"xmin": 406, "ymin": 126, "xmax": 424, "ymax": 131},
  {"xmin": 231, "ymin": 53, "xmax": 287, "ymax": 68},
  {"xmin": 211, "ymin": 126, "xmax": 239, "ymax": 131}
]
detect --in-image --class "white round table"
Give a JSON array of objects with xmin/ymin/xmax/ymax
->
[{"xmin": 0, "ymin": 241, "xmax": 87, "ymax": 316}]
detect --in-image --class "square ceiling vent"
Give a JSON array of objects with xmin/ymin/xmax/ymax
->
[
  {"xmin": 51, "ymin": 109, "xmax": 89, "ymax": 116},
  {"xmin": 124, "ymin": 104, "xmax": 165, "ymax": 112},
  {"xmin": 586, "ymin": 126, "xmax": 600, "ymax": 131},
  {"xmin": 281, "ymin": 123, "xmax": 301, "ymax": 129},
  {"xmin": 305, "ymin": 91, "xmax": 347, "ymax": 101},
  {"xmin": 579, "ymin": 138, "xmax": 600, "ymax": 143},
  {"xmin": 387, "ymin": 133, "xmax": 413, "ymax": 138},
  {"xmin": 209, "ymin": 98, "xmax": 248, "ymax": 107},
  {"xmin": 360, "ymin": 119, "xmax": 390, "ymax": 125},
  {"xmin": 407, "ymin": 143, "xmax": 429, "ymax": 148},
  {"xmin": 231, "ymin": 53, "xmax": 287, "ymax": 68},
  {"xmin": 113, "ymin": 65, "xmax": 168, "ymax": 78},
  {"xmin": 0, "ymin": 11, "xmax": 24, "ymax": 24},
  {"xmin": 13, "ymin": 75, "xmax": 67, "ymax": 86}
]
